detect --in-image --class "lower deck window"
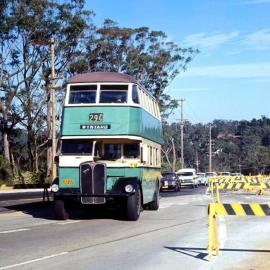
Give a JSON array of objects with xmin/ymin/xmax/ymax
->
[
  {"xmin": 124, "ymin": 143, "xmax": 140, "ymax": 158},
  {"xmin": 103, "ymin": 144, "xmax": 121, "ymax": 159},
  {"xmin": 61, "ymin": 140, "xmax": 93, "ymax": 155}
]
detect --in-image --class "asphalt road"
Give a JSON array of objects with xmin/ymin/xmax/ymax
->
[
  {"xmin": 0, "ymin": 187, "xmax": 270, "ymax": 270},
  {"xmin": 0, "ymin": 189, "xmax": 50, "ymax": 214}
]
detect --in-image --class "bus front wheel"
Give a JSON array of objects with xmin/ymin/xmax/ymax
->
[
  {"xmin": 55, "ymin": 199, "xmax": 69, "ymax": 220},
  {"xmin": 126, "ymin": 186, "xmax": 141, "ymax": 221}
]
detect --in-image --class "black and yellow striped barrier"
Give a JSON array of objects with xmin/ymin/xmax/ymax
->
[
  {"xmin": 213, "ymin": 183, "xmax": 270, "ymax": 203},
  {"xmin": 208, "ymin": 176, "xmax": 270, "ymax": 197},
  {"xmin": 218, "ymin": 182, "xmax": 270, "ymax": 190},
  {"xmin": 208, "ymin": 202, "xmax": 270, "ymax": 259},
  {"xmin": 212, "ymin": 202, "xmax": 270, "ymax": 216},
  {"xmin": 208, "ymin": 175, "xmax": 270, "ymax": 186}
]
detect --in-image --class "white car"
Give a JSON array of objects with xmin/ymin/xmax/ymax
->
[
  {"xmin": 205, "ymin": 172, "xmax": 217, "ymax": 184},
  {"xmin": 177, "ymin": 168, "xmax": 198, "ymax": 188},
  {"xmin": 197, "ymin": 173, "xmax": 207, "ymax": 186}
]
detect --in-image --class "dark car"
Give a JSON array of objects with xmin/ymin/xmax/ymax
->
[{"xmin": 160, "ymin": 172, "xmax": 180, "ymax": 192}]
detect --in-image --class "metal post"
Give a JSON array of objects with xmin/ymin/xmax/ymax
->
[
  {"xmin": 208, "ymin": 203, "xmax": 219, "ymax": 260},
  {"xmin": 178, "ymin": 99, "xmax": 185, "ymax": 169},
  {"xmin": 216, "ymin": 184, "xmax": 220, "ymax": 203},
  {"xmin": 209, "ymin": 124, "xmax": 213, "ymax": 172},
  {"xmin": 50, "ymin": 38, "xmax": 56, "ymax": 183}
]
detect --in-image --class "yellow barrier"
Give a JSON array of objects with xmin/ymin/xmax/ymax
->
[
  {"xmin": 208, "ymin": 203, "xmax": 270, "ymax": 259},
  {"xmin": 208, "ymin": 175, "xmax": 270, "ymax": 200}
]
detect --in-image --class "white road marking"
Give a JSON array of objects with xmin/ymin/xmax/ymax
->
[
  {"xmin": 159, "ymin": 202, "xmax": 188, "ymax": 209},
  {"xmin": 0, "ymin": 252, "xmax": 68, "ymax": 270},
  {"xmin": 57, "ymin": 220, "xmax": 81, "ymax": 225},
  {"xmin": 0, "ymin": 228, "xmax": 30, "ymax": 234}
]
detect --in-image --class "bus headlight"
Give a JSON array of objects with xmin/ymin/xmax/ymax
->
[
  {"xmin": 125, "ymin": 184, "xmax": 134, "ymax": 193},
  {"xmin": 51, "ymin": 184, "xmax": 59, "ymax": 193}
]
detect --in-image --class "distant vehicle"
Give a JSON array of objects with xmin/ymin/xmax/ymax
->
[
  {"xmin": 160, "ymin": 172, "xmax": 180, "ymax": 192},
  {"xmin": 205, "ymin": 172, "xmax": 217, "ymax": 178},
  {"xmin": 197, "ymin": 173, "xmax": 207, "ymax": 186},
  {"xmin": 231, "ymin": 173, "xmax": 243, "ymax": 176},
  {"xmin": 219, "ymin": 172, "xmax": 231, "ymax": 176},
  {"xmin": 205, "ymin": 172, "xmax": 217, "ymax": 184},
  {"xmin": 177, "ymin": 168, "xmax": 198, "ymax": 188}
]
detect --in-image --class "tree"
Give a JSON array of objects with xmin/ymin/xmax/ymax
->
[
  {"xmin": 0, "ymin": 0, "xmax": 93, "ymax": 173},
  {"xmin": 70, "ymin": 19, "xmax": 198, "ymax": 117}
]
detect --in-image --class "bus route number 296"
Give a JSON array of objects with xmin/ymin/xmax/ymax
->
[{"xmin": 89, "ymin": 113, "xmax": 103, "ymax": 122}]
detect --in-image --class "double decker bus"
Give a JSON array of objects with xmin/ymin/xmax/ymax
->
[{"xmin": 51, "ymin": 72, "xmax": 163, "ymax": 221}]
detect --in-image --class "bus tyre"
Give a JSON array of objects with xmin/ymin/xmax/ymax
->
[
  {"xmin": 126, "ymin": 186, "xmax": 141, "ymax": 221},
  {"xmin": 148, "ymin": 186, "xmax": 159, "ymax": 211},
  {"xmin": 55, "ymin": 199, "xmax": 69, "ymax": 220}
]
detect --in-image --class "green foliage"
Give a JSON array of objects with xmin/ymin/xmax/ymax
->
[
  {"xmin": 69, "ymin": 19, "xmax": 199, "ymax": 117},
  {"xmin": 13, "ymin": 171, "xmax": 46, "ymax": 186},
  {"xmin": 0, "ymin": 0, "xmax": 93, "ymax": 171},
  {"xmin": 1, "ymin": 1, "xmax": 198, "ymax": 177},
  {"xmin": 163, "ymin": 116, "xmax": 270, "ymax": 175},
  {"xmin": 0, "ymin": 155, "xmax": 12, "ymax": 184}
]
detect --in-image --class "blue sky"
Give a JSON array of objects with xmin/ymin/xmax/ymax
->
[{"xmin": 87, "ymin": 0, "xmax": 270, "ymax": 123}]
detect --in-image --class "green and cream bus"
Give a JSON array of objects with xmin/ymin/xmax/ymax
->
[{"xmin": 51, "ymin": 72, "xmax": 163, "ymax": 221}]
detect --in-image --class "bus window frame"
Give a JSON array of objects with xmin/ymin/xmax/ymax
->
[
  {"xmin": 131, "ymin": 84, "xmax": 140, "ymax": 104},
  {"xmin": 68, "ymin": 89, "xmax": 97, "ymax": 105}
]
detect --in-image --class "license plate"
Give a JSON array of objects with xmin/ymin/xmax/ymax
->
[{"xmin": 62, "ymin": 179, "xmax": 74, "ymax": 185}]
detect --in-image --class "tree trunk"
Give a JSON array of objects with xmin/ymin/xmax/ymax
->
[
  {"xmin": 10, "ymin": 151, "xmax": 18, "ymax": 176},
  {"xmin": 46, "ymin": 88, "xmax": 52, "ymax": 179},
  {"xmin": 27, "ymin": 126, "xmax": 34, "ymax": 171},
  {"xmin": 2, "ymin": 107, "xmax": 10, "ymax": 162},
  {"xmin": 34, "ymin": 135, "xmax": 39, "ymax": 172}
]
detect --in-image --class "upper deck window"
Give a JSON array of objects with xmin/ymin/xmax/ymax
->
[
  {"xmin": 100, "ymin": 85, "xmax": 128, "ymax": 103},
  {"xmin": 132, "ymin": 85, "xmax": 139, "ymax": 104},
  {"xmin": 69, "ymin": 85, "xmax": 97, "ymax": 104}
]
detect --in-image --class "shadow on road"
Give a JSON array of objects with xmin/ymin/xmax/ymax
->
[
  {"xmin": 164, "ymin": 246, "xmax": 270, "ymax": 262},
  {"xmin": 4, "ymin": 201, "xmax": 55, "ymax": 220},
  {"xmin": 3, "ymin": 200, "xmax": 129, "ymax": 221}
]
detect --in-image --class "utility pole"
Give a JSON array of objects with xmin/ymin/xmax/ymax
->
[
  {"xmin": 238, "ymin": 163, "xmax": 242, "ymax": 173},
  {"xmin": 50, "ymin": 37, "xmax": 57, "ymax": 183},
  {"xmin": 195, "ymin": 151, "xmax": 199, "ymax": 172},
  {"xmin": 209, "ymin": 124, "xmax": 213, "ymax": 172},
  {"xmin": 177, "ymin": 99, "xmax": 185, "ymax": 169},
  {"xmin": 33, "ymin": 38, "xmax": 58, "ymax": 183}
]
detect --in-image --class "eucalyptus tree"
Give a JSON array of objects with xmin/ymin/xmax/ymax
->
[
  {"xmin": 70, "ymin": 19, "xmax": 198, "ymax": 117},
  {"xmin": 0, "ymin": 0, "xmax": 93, "ymax": 173}
]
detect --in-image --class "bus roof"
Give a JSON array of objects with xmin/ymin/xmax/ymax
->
[{"xmin": 68, "ymin": 72, "xmax": 138, "ymax": 84}]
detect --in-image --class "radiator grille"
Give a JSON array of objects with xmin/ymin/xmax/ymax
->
[{"xmin": 80, "ymin": 162, "xmax": 106, "ymax": 204}]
